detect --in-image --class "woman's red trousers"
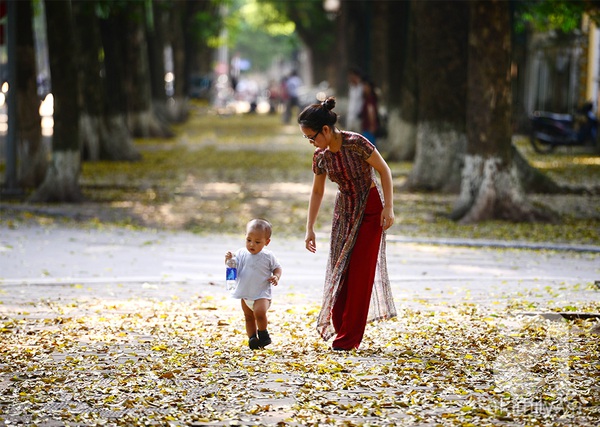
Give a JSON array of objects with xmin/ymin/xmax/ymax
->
[{"xmin": 332, "ymin": 187, "xmax": 383, "ymax": 349}]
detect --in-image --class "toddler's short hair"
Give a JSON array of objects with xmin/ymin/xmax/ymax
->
[{"xmin": 247, "ymin": 218, "xmax": 272, "ymax": 239}]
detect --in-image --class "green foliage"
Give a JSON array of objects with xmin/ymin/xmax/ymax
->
[
  {"xmin": 515, "ymin": 0, "xmax": 600, "ymax": 33},
  {"xmin": 197, "ymin": 1, "xmax": 229, "ymax": 49},
  {"xmin": 258, "ymin": 0, "xmax": 336, "ymax": 54},
  {"xmin": 223, "ymin": 0, "xmax": 300, "ymax": 71},
  {"xmin": 240, "ymin": 0, "xmax": 295, "ymax": 36}
]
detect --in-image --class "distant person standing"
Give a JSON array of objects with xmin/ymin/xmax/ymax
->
[
  {"xmin": 360, "ymin": 78, "xmax": 379, "ymax": 146},
  {"xmin": 283, "ymin": 70, "xmax": 303, "ymax": 124},
  {"xmin": 346, "ymin": 67, "xmax": 364, "ymax": 132}
]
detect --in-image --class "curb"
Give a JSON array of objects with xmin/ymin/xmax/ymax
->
[{"xmin": 385, "ymin": 235, "xmax": 600, "ymax": 253}]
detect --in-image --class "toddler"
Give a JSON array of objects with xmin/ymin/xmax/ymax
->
[{"xmin": 225, "ymin": 219, "xmax": 282, "ymax": 349}]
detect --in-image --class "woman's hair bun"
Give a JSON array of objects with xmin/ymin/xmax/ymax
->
[
  {"xmin": 298, "ymin": 96, "xmax": 338, "ymax": 128},
  {"xmin": 321, "ymin": 97, "xmax": 336, "ymax": 111}
]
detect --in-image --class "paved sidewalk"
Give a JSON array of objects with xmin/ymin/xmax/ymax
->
[
  {"xmin": 0, "ymin": 223, "xmax": 598, "ymax": 326},
  {"xmin": 1, "ymin": 223, "xmax": 598, "ymax": 308}
]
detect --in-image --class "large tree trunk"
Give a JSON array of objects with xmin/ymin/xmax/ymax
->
[
  {"xmin": 16, "ymin": 0, "xmax": 47, "ymax": 188},
  {"xmin": 343, "ymin": 1, "xmax": 369, "ymax": 75},
  {"xmin": 451, "ymin": 0, "xmax": 552, "ymax": 223},
  {"xmin": 72, "ymin": 0, "xmax": 102, "ymax": 161},
  {"xmin": 384, "ymin": 0, "xmax": 416, "ymax": 161},
  {"xmin": 188, "ymin": 0, "xmax": 222, "ymax": 83},
  {"xmin": 183, "ymin": 0, "xmax": 214, "ymax": 84},
  {"xmin": 370, "ymin": 1, "xmax": 389, "ymax": 107},
  {"xmin": 330, "ymin": 0, "xmax": 348, "ymax": 96},
  {"xmin": 167, "ymin": 0, "xmax": 189, "ymax": 123},
  {"xmin": 98, "ymin": 14, "xmax": 142, "ymax": 160},
  {"xmin": 121, "ymin": 2, "xmax": 172, "ymax": 138},
  {"xmin": 30, "ymin": 0, "xmax": 82, "ymax": 203},
  {"xmin": 147, "ymin": 0, "xmax": 174, "ymax": 124},
  {"xmin": 73, "ymin": 1, "xmax": 140, "ymax": 162},
  {"xmin": 405, "ymin": 0, "xmax": 468, "ymax": 193},
  {"xmin": 72, "ymin": 0, "xmax": 140, "ymax": 161}
]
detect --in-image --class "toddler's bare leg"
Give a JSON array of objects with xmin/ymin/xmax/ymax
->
[
  {"xmin": 241, "ymin": 299, "xmax": 257, "ymax": 338},
  {"xmin": 252, "ymin": 298, "xmax": 271, "ymax": 331}
]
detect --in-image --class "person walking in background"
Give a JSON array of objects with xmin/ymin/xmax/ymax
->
[
  {"xmin": 225, "ymin": 219, "xmax": 282, "ymax": 349},
  {"xmin": 297, "ymin": 97, "xmax": 397, "ymax": 351},
  {"xmin": 346, "ymin": 67, "xmax": 364, "ymax": 132},
  {"xmin": 267, "ymin": 79, "xmax": 282, "ymax": 114},
  {"xmin": 360, "ymin": 77, "xmax": 379, "ymax": 146},
  {"xmin": 283, "ymin": 70, "xmax": 303, "ymax": 124}
]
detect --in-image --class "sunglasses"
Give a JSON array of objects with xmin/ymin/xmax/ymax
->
[{"xmin": 303, "ymin": 128, "xmax": 322, "ymax": 142}]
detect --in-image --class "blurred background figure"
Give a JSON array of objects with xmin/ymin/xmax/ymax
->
[
  {"xmin": 346, "ymin": 67, "xmax": 364, "ymax": 132},
  {"xmin": 267, "ymin": 79, "xmax": 282, "ymax": 114},
  {"xmin": 282, "ymin": 70, "xmax": 302, "ymax": 124},
  {"xmin": 360, "ymin": 77, "xmax": 379, "ymax": 146}
]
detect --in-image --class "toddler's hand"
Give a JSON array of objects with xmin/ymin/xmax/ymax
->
[
  {"xmin": 225, "ymin": 251, "xmax": 233, "ymax": 262},
  {"xmin": 268, "ymin": 275, "xmax": 279, "ymax": 286}
]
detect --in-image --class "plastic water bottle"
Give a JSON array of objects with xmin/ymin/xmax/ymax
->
[{"xmin": 226, "ymin": 257, "xmax": 237, "ymax": 291}]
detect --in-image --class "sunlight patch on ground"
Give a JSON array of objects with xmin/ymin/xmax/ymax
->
[
  {"xmin": 265, "ymin": 182, "xmax": 312, "ymax": 195},
  {"xmin": 391, "ymin": 243, "xmax": 461, "ymax": 255},
  {"xmin": 203, "ymin": 182, "xmax": 242, "ymax": 194},
  {"xmin": 449, "ymin": 264, "xmax": 510, "ymax": 276},
  {"xmin": 572, "ymin": 156, "xmax": 600, "ymax": 165}
]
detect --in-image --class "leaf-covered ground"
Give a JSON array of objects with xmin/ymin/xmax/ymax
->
[
  {"xmin": 1, "ymin": 289, "xmax": 599, "ymax": 426},
  {"xmin": 1, "ymin": 101, "xmax": 599, "ymax": 245}
]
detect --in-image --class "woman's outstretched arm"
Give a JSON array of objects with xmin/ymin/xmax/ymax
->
[{"xmin": 305, "ymin": 173, "xmax": 327, "ymax": 252}]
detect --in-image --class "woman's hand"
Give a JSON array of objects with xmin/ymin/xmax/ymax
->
[
  {"xmin": 381, "ymin": 205, "xmax": 395, "ymax": 230},
  {"xmin": 305, "ymin": 230, "xmax": 317, "ymax": 253}
]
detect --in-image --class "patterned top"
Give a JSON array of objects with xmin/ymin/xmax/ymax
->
[{"xmin": 313, "ymin": 131, "xmax": 397, "ymax": 340}]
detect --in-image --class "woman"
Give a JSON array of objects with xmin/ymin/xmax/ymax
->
[
  {"xmin": 298, "ymin": 97, "xmax": 397, "ymax": 351},
  {"xmin": 360, "ymin": 78, "xmax": 379, "ymax": 146}
]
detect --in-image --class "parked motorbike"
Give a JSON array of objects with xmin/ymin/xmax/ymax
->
[{"xmin": 529, "ymin": 102, "xmax": 598, "ymax": 154}]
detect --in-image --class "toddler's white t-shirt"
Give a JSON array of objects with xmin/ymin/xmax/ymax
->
[{"xmin": 231, "ymin": 248, "xmax": 281, "ymax": 300}]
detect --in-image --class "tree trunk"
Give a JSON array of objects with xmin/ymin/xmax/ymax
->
[
  {"xmin": 384, "ymin": 0, "xmax": 417, "ymax": 161},
  {"xmin": 330, "ymin": 0, "xmax": 348, "ymax": 96},
  {"xmin": 97, "ymin": 15, "xmax": 141, "ymax": 161},
  {"xmin": 169, "ymin": 0, "xmax": 189, "ymax": 122},
  {"xmin": 343, "ymin": 1, "xmax": 369, "ymax": 75},
  {"xmin": 30, "ymin": 0, "xmax": 82, "ymax": 203},
  {"xmin": 121, "ymin": 2, "xmax": 172, "ymax": 138},
  {"xmin": 72, "ymin": 0, "xmax": 102, "ymax": 161},
  {"xmin": 406, "ymin": 0, "xmax": 468, "ymax": 193},
  {"xmin": 175, "ymin": 0, "xmax": 217, "ymax": 120},
  {"xmin": 147, "ymin": 0, "xmax": 175, "ymax": 124},
  {"xmin": 16, "ymin": 0, "xmax": 47, "ymax": 188},
  {"xmin": 370, "ymin": 1, "xmax": 389, "ymax": 107},
  {"xmin": 184, "ymin": 0, "xmax": 214, "ymax": 82},
  {"xmin": 451, "ymin": 0, "xmax": 553, "ymax": 223}
]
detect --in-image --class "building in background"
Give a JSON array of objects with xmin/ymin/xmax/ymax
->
[{"xmin": 516, "ymin": 14, "xmax": 600, "ymax": 128}]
